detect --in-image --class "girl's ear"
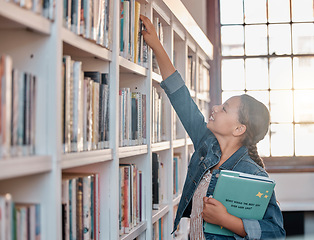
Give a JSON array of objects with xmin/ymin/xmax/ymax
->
[{"xmin": 233, "ymin": 124, "xmax": 246, "ymax": 137}]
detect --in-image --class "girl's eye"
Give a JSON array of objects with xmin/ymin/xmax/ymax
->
[{"xmin": 223, "ymin": 106, "xmax": 226, "ymax": 112}]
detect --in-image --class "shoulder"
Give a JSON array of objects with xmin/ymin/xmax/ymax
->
[{"xmin": 234, "ymin": 154, "xmax": 269, "ymax": 177}]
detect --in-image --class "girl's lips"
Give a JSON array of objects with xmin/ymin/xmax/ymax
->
[{"xmin": 209, "ymin": 111, "xmax": 215, "ymax": 121}]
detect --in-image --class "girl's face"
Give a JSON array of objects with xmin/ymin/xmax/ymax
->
[{"xmin": 207, "ymin": 96, "xmax": 243, "ymax": 137}]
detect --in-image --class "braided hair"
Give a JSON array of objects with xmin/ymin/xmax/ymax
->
[{"xmin": 238, "ymin": 95, "xmax": 270, "ymax": 168}]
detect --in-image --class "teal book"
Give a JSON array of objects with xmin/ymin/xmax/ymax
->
[{"xmin": 204, "ymin": 170, "xmax": 276, "ymax": 236}]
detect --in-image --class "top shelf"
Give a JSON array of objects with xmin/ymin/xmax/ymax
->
[{"xmin": 0, "ymin": 0, "xmax": 51, "ymax": 35}]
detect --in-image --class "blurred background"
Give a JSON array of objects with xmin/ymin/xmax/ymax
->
[{"xmin": 182, "ymin": 0, "xmax": 314, "ymax": 239}]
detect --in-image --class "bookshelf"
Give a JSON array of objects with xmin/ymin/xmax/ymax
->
[{"xmin": 0, "ymin": 0, "xmax": 212, "ymax": 239}]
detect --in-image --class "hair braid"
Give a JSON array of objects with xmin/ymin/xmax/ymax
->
[
  {"xmin": 247, "ymin": 144, "xmax": 265, "ymax": 168},
  {"xmin": 238, "ymin": 94, "xmax": 270, "ymax": 169}
]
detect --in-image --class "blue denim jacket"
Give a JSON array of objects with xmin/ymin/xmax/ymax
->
[{"xmin": 160, "ymin": 71, "xmax": 286, "ymax": 240}]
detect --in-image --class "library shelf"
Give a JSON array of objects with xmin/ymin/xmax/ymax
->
[
  {"xmin": 173, "ymin": 193, "xmax": 182, "ymax": 206},
  {"xmin": 280, "ymin": 200, "xmax": 314, "ymax": 212},
  {"xmin": 173, "ymin": 22, "xmax": 185, "ymax": 41},
  {"xmin": 62, "ymin": 28, "xmax": 112, "ymax": 61},
  {"xmin": 0, "ymin": 0, "xmax": 51, "ymax": 35},
  {"xmin": 61, "ymin": 149, "xmax": 113, "ymax": 169},
  {"xmin": 152, "ymin": 1, "xmax": 171, "ymax": 26},
  {"xmin": 0, "ymin": 155, "xmax": 52, "ymax": 180},
  {"xmin": 120, "ymin": 221, "xmax": 148, "ymax": 240},
  {"xmin": 119, "ymin": 56, "xmax": 147, "ymax": 76},
  {"xmin": 118, "ymin": 145, "xmax": 148, "ymax": 159},
  {"xmin": 173, "ymin": 139, "xmax": 186, "ymax": 149},
  {"xmin": 152, "ymin": 71, "xmax": 163, "ymax": 83},
  {"xmin": 186, "ymin": 138, "xmax": 193, "ymax": 146},
  {"xmin": 152, "ymin": 141, "xmax": 171, "ymax": 152},
  {"xmin": 189, "ymin": 89, "xmax": 196, "ymax": 98},
  {"xmin": 197, "ymin": 92, "xmax": 211, "ymax": 102},
  {"xmin": 152, "ymin": 204, "xmax": 170, "ymax": 224}
]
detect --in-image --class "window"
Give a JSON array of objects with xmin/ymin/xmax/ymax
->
[{"xmin": 219, "ymin": 0, "xmax": 314, "ymax": 161}]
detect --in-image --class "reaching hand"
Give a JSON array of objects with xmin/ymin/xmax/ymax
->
[{"xmin": 140, "ymin": 15, "xmax": 162, "ymax": 51}]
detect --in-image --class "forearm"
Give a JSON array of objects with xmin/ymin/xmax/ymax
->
[
  {"xmin": 222, "ymin": 213, "xmax": 247, "ymax": 238},
  {"xmin": 152, "ymin": 42, "xmax": 176, "ymax": 80}
]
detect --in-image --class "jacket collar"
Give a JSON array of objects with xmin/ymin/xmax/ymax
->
[{"xmin": 219, "ymin": 146, "xmax": 248, "ymax": 170}]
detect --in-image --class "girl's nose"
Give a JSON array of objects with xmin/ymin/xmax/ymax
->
[{"xmin": 212, "ymin": 105, "xmax": 219, "ymax": 113}]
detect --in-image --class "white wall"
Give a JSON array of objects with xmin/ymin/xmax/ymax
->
[
  {"xmin": 269, "ymin": 173, "xmax": 314, "ymax": 212},
  {"xmin": 181, "ymin": 0, "xmax": 207, "ymax": 34}
]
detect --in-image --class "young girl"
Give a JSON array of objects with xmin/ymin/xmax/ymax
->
[{"xmin": 140, "ymin": 15, "xmax": 286, "ymax": 240}]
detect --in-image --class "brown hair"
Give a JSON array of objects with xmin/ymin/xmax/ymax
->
[{"xmin": 238, "ymin": 94, "xmax": 270, "ymax": 168}]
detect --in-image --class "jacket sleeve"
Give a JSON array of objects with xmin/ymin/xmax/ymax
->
[
  {"xmin": 160, "ymin": 70, "xmax": 212, "ymax": 149},
  {"xmin": 234, "ymin": 192, "xmax": 286, "ymax": 240}
]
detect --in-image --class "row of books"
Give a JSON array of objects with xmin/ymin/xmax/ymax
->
[
  {"xmin": 0, "ymin": 194, "xmax": 41, "ymax": 240},
  {"xmin": 63, "ymin": 0, "xmax": 112, "ymax": 49},
  {"xmin": 62, "ymin": 56, "xmax": 110, "ymax": 153},
  {"xmin": 6, "ymin": 0, "xmax": 55, "ymax": 20},
  {"xmin": 173, "ymin": 154, "xmax": 182, "ymax": 198},
  {"xmin": 120, "ymin": 0, "xmax": 148, "ymax": 67},
  {"xmin": 152, "ymin": 217, "xmax": 164, "ymax": 240},
  {"xmin": 61, "ymin": 173, "xmax": 99, "ymax": 240},
  {"xmin": 0, "ymin": 55, "xmax": 37, "ymax": 159},
  {"xmin": 152, "ymin": 16, "xmax": 164, "ymax": 74},
  {"xmin": 198, "ymin": 63, "xmax": 210, "ymax": 97},
  {"xmin": 119, "ymin": 164, "xmax": 142, "ymax": 235},
  {"xmin": 187, "ymin": 55, "xmax": 196, "ymax": 91},
  {"xmin": 152, "ymin": 87, "xmax": 165, "ymax": 144},
  {"xmin": 119, "ymin": 88, "xmax": 146, "ymax": 147},
  {"xmin": 152, "ymin": 152, "xmax": 166, "ymax": 210}
]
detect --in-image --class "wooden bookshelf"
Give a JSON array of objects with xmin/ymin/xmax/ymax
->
[{"xmin": 0, "ymin": 0, "xmax": 212, "ymax": 239}]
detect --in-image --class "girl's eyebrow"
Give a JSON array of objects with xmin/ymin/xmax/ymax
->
[{"xmin": 224, "ymin": 102, "xmax": 229, "ymax": 108}]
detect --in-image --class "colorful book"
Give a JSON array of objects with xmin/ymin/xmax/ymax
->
[{"xmin": 204, "ymin": 170, "xmax": 276, "ymax": 236}]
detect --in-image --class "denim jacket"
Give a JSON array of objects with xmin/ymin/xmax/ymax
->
[{"xmin": 160, "ymin": 71, "xmax": 286, "ymax": 240}]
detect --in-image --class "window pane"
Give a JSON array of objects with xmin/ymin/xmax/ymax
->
[
  {"xmin": 221, "ymin": 26, "xmax": 244, "ymax": 56},
  {"xmin": 269, "ymin": 24, "xmax": 291, "ymax": 55},
  {"xmin": 292, "ymin": 0, "xmax": 314, "ymax": 22},
  {"xmin": 220, "ymin": 0, "xmax": 243, "ymax": 24},
  {"xmin": 244, "ymin": 0, "xmax": 267, "ymax": 24},
  {"xmin": 268, "ymin": 0, "xmax": 290, "ymax": 23},
  {"xmin": 222, "ymin": 91, "xmax": 245, "ymax": 103},
  {"xmin": 292, "ymin": 23, "xmax": 314, "ymax": 54},
  {"xmin": 246, "ymin": 91, "xmax": 269, "ymax": 110},
  {"xmin": 270, "ymin": 124, "xmax": 294, "ymax": 156},
  {"xmin": 294, "ymin": 90, "xmax": 314, "ymax": 122},
  {"xmin": 245, "ymin": 58, "xmax": 268, "ymax": 90},
  {"xmin": 245, "ymin": 25, "xmax": 267, "ymax": 55},
  {"xmin": 221, "ymin": 59, "xmax": 245, "ymax": 90},
  {"xmin": 293, "ymin": 57, "xmax": 314, "ymax": 89},
  {"xmin": 258, "ymin": 131, "xmax": 270, "ymax": 157},
  {"xmin": 269, "ymin": 57, "xmax": 292, "ymax": 89},
  {"xmin": 270, "ymin": 91, "xmax": 293, "ymax": 123},
  {"xmin": 295, "ymin": 124, "xmax": 314, "ymax": 156}
]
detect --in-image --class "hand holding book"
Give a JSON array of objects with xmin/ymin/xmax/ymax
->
[{"xmin": 203, "ymin": 170, "xmax": 276, "ymax": 237}]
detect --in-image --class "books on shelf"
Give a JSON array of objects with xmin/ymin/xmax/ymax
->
[
  {"xmin": 153, "ymin": 216, "xmax": 164, "ymax": 240},
  {"xmin": 173, "ymin": 154, "xmax": 182, "ymax": 198},
  {"xmin": 152, "ymin": 16, "xmax": 164, "ymax": 74},
  {"xmin": 62, "ymin": 173, "xmax": 99, "ymax": 240},
  {"xmin": 152, "ymin": 152, "xmax": 165, "ymax": 210},
  {"xmin": 6, "ymin": 0, "xmax": 55, "ymax": 20},
  {"xmin": 187, "ymin": 55, "xmax": 196, "ymax": 91},
  {"xmin": 0, "ymin": 193, "xmax": 41, "ymax": 239},
  {"xmin": 62, "ymin": 56, "xmax": 110, "ymax": 153},
  {"xmin": 0, "ymin": 55, "xmax": 37, "ymax": 159},
  {"xmin": 204, "ymin": 170, "xmax": 276, "ymax": 236},
  {"xmin": 63, "ymin": 0, "xmax": 113, "ymax": 49},
  {"xmin": 152, "ymin": 87, "xmax": 165, "ymax": 144},
  {"xmin": 120, "ymin": 0, "xmax": 148, "ymax": 67},
  {"xmin": 198, "ymin": 63, "xmax": 210, "ymax": 98},
  {"xmin": 119, "ymin": 88, "xmax": 146, "ymax": 147},
  {"xmin": 119, "ymin": 164, "xmax": 142, "ymax": 235}
]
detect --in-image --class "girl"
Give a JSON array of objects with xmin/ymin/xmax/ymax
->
[{"xmin": 140, "ymin": 15, "xmax": 285, "ymax": 240}]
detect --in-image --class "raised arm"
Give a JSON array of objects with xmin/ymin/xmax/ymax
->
[{"xmin": 140, "ymin": 15, "xmax": 175, "ymax": 80}]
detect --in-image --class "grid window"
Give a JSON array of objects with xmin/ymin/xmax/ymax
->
[{"xmin": 220, "ymin": 0, "xmax": 314, "ymax": 157}]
